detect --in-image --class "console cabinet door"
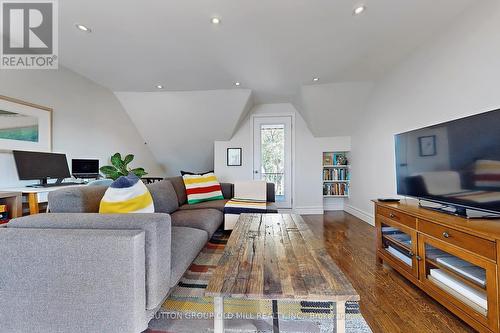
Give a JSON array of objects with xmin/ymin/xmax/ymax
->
[
  {"xmin": 377, "ymin": 216, "xmax": 419, "ymax": 279},
  {"xmin": 418, "ymin": 234, "xmax": 498, "ymax": 331}
]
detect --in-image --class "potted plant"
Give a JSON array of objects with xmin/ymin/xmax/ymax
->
[{"xmin": 100, "ymin": 153, "xmax": 148, "ymax": 180}]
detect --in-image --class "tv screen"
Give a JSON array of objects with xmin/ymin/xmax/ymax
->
[
  {"xmin": 13, "ymin": 150, "xmax": 71, "ymax": 181},
  {"xmin": 395, "ymin": 109, "xmax": 500, "ymax": 214}
]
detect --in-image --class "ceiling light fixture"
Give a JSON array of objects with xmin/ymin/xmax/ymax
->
[
  {"xmin": 312, "ymin": 77, "xmax": 320, "ymax": 82},
  {"xmin": 211, "ymin": 17, "xmax": 221, "ymax": 24},
  {"xmin": 353, "ymin": 5, "xmax": 366, "ymax": 15},
  {"xmin": 234, "ymin": 82, "xmax": 241, "ymax": 86},
  {"xmin": 75, "ymin": 24, "xmax": 91, "ymax": 32},
  {"xmin": 156, "ymin": 85, "xmax": 164, "ymax": 89}
]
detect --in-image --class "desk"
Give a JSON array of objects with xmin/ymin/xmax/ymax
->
[{"xmin": 0, "ymin": 185, "xmax": 85, "ymax": 215}]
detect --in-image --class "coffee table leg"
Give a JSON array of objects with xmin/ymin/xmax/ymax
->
[
  {"xmin": 335, "ymin": 301, "xmax": 345, "ymax": 333},
  {"xmin": 214, "ymin": 296, "xmax": 224, "ymax": 333},
  {"xmin": 272, "ymin": 300, "xmax": 279, "ymax": 333}
]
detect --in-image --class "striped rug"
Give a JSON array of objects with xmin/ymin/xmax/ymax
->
[{"xmin": 147, "ymin": 230, "xmax": 372, "ymax": 333}]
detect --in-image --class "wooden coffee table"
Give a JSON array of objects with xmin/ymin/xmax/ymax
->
[{"xmin": 205, "ymin": 214, "xmax": 359, "ymax": 333}]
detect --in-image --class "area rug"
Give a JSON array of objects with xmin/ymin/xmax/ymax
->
[{"xmin": 147, "ymin": 230, "xmax": 372, "ymax": 333}]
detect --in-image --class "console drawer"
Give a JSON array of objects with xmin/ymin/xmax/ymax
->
[
  {"xmin": 419, "ymin": 219, "xmax": 496, "ymax": 261},
  {"xmin": 377, "ymin": 206, "xmax": 416, "ymax": 228}
]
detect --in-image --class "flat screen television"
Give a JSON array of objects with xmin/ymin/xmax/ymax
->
[{"xmin": 395, "ymin": 109, "xmax": 500, "ymax": 218}]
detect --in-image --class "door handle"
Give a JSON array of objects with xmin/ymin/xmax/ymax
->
[{"xmin": 254, "ymin": 170, "xmax": 259, "ymax": 174}]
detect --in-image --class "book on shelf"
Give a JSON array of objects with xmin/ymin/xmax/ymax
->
[
  {"xmin": 386, "ymin": 245, "xmax": 412, "ymax": 266},
  {"xmin": 323, "ymin": 182, "xmax": 349, "ymax": 196},
  {"xmin": 323, "ymin": 168, "xmax": 349, "ymax": 181},
  {"xmin": 381, "ymin": 226, "xmax": 401, "ymax": 234},
  {"xmin": 428, "ymin": 275, "xmax": 487, "ymax": 316},
  {"xmin": 387, "ymin": 232, "xmax": 412, "ymax": 246},
  {"xmin": 323, "ymin": 152, "xmax": 348, "ymax": 166},
  {"xmin": 429, "ymin": 269, "xmax": 487, "ymax": 310},
  {"xmin": 436, "ymin": 256, "xmax": 486, "ymax": 287},
  {"xmin": 0, "ymin": 204, "xmax": 8, "ymax": 223}
]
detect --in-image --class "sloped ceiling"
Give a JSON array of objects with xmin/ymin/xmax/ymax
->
[
  {"xmin": 115, "ymin": 89, "xmax": 252, "ymax": 175},
  {"xmin": 59, "ymin": 0, "xmax": 475, "ymax": 104},
  {"xmin": 294, "ymin": 82, "xmax": 374, "ymax": 137}
]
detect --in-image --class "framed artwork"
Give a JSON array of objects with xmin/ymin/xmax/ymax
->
[
  {"xmin": 418, "ymin": 135, "xmax": 436, "ymax": 157},
  {"xmin": 0, "ymin": 95, "xmax": 52, "ymax": 152},
  {"xmin": 227, "ymin": 148, "xmax": 242, "ymax": 166}
]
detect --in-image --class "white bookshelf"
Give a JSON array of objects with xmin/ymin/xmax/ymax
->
[{"xmin": 323, "ymin": 151, "xmax": 350, "ymax": 198}]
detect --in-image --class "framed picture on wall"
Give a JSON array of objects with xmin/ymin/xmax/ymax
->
[
  {"xmin": 418, "ymin": 135, "xmax": 436, "ymax": 157},
  {"xmin": 0, "ymin": 95, "xmax": 52, "ymax": 152},
  {"xmin": 227, "ymin": 148, "xmax": 242, "ymax": 166}
]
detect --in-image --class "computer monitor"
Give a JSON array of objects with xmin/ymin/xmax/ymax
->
[
  {"xmin": 72, "ymin": 159, "xmax": 99, "ymax": 178},
  {"xmin": 13, "ymin": 150, "xmax": 71, "ymax": 186}
]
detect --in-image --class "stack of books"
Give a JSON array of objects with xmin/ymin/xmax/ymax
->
[
  {"xmin": 428, "ymin": 268, "xmax": 487, "ymax": 315},
  {"xmin": 323, "ymin": 183, "xmax": 349, "ymax": 196},
  {"xmin": 0, "ymin": 204, "xmax": 9, "ymax": 225},
  {"xmin": 386, "ymin": 246, "xmax": 412, "ymax": 266}
]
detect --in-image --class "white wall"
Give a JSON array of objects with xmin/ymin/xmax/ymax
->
[
  {"xmin": 215, "ymin": 103, "xmax": 351, "ymax": 214},
  {"xmin": 348, "ymin": 2, "xmax": 500, "ymax": 224},
  {"xmin": 115, "ymin": 90, "xmax": 252, "ymax": 176},
  {"xmin": 0, "ymin": 67, "xmax": 162, "ymax": 188},
  {"xmin": 294, "ymin": 82, "xmax": 374, "ymax": 137}
]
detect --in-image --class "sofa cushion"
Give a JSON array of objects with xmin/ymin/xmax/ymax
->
[
  {"xmin": 170, "ymin": 227, "xmax": 208, "ymax": 287},
  {"xmin": 171, "ymin": 209, "xmax": 222, "ymax": 239},
  {"xmin": 178, "ymin": 199, "xmax": 228, "ymax": 212},
  {"xmin": 146, "ymin": 180, "xmax": 179, "ymax": 214},
  {"xmin": 166, "ymin": 176, "xmax": 188, "ymax": 206}
]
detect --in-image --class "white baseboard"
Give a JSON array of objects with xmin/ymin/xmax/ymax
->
[
  {"xmin": 293, "ymin": 206, "xmax": 324, "ymax": 215},
  {"xmin": 344, "ymin": 204, "xmax": 375, "ymax": 226}
]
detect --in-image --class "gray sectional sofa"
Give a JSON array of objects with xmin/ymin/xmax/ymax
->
[{"xmin": 0, "ymin": 177, "xmax": 276, "ymax": 333}]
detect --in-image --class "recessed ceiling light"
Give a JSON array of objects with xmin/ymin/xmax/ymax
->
[
  {"xmin": 75, "ymin": 24, "xmax": 91, "ymax": 32},
  {"xmin": 211, "ymin": 17, "xmax": 221, "ymax": 24},
  {"xmin": 353, "ymin": 5, "xmax": 366, "ymax": 15},
  {"xmin": 312, "ymin": 77, "xmax": 319, "ymax": 82},
  {"xmin": 234, "ymin": 82, "xmax": 241, "ymax": 86},
  {"xmin": 156, "ymin": 85, "xmax": 164, "ymax": 89}
]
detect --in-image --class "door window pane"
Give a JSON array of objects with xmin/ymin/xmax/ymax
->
[{"xmin": 261, "ymin": 124, "xmax": 285, "ymax": 202}]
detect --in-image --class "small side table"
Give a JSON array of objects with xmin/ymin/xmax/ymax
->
[{"xmin": 0, "ymin": 191, "xmax": 22, "ymax": 223}]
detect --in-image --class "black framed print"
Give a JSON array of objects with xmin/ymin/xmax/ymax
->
[
  {"xmin": 227, "ymin": 148, "xmax": 242, "ymax": 166},
  {"xmin": 418, "ymin": 135, "xmax": 436, "ymax": 157}
]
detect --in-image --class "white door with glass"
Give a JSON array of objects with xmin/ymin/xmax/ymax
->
[{"xmin": 253, "ymin": 116, "xmax": 292, "ymax": 208}]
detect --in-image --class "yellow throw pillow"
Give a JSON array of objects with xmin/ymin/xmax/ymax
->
[{"xmin": 99, "ymin": 174, "xmax": 154, "ymax": 213}]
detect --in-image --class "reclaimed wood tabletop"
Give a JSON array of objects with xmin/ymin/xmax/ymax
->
[{"xmin": 205, "ymin": 213, "xmax": 359, "ymax": 302}]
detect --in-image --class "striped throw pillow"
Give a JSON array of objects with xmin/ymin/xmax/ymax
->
[
  {"xmin": 474, "ymin": 160, "xmax": 500, "ymax": 188},
  {"xmin": 99, "ymin": 173, "xmax": 154, "ymax": 213},
  {"xmin": 182, "ymin": 172, "xmax": 224, "ymax": 205}
]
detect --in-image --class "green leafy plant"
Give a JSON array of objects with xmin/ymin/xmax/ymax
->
[{"xmin": 100, "ymin": 153, "xmax": 148, "ymax": 180}]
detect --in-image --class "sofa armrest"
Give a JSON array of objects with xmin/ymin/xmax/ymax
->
[
  {"xmin": 0, "ymin": 228, "xmax": 147, "ymax": 333},
  {"xmin": 8, "ymin": 213, "xmax": 171, "ymax": 310},
  {"xmin": 266, "ymin": 182, "xmax": 275, "ymax": 202},
  {"xmin": 220, "ymin": 182, "xmax": 234, "ymax": 199}
]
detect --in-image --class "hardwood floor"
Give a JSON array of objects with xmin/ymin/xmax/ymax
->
[{"xmin": 302, "ymin": 211, "xmax": 474, "ymax": 333}]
